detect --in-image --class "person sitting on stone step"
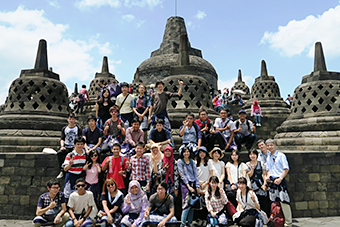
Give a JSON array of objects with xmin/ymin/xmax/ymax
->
[
  {"xmin": 178, "ymin": 113, "xmax": 202, "ymax": 155},
  {"xmin": 56, "ymin": 113, "xmax": 82, "ymax": 179},
  {"xmin": 147, "ymin": 118, "xmax": 172, "ymax": 149},
  {"xmin": 33, "ymin": 179, "xmax": 69, "ymax": 227},
  {"xmin": 233, "ymin": 109, "xmax": 257, "ymax": 151}
]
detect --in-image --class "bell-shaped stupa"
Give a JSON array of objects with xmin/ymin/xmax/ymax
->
[
  {"xmin": 275, "ymin": 42, "xmax": 340, "ymax": 151},
  {"xmin": 132, "ymin": 16, "xmax": 218, "ymax": 90},
  {"xmin": 244, "ymin": 60, "xmax": 290, "ymax": 139},
  {"xmin": 0, "ymin": 39, "xmax": 69, "ymax": 152},
  {"xmin": 230, "ymin": 69, "xmax": 250, "ymax": 100}
]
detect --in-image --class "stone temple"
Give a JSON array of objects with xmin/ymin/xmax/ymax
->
[
  {"xmin": 132, "ymin": 16, "xmax": 218, "ymax": 90},
  {"xmin": 132, "ymin": 17, "xmax": 219, "ymax": 145},
  {"xmin": 244, "ymin": 60, "xmax": 291, "ymax": 140},
  {"xmin": 230, "ymin": 69, "xmax": 250, "ymax": 101},
  {"xmin": 275, "ymin": 42, "xmax": 340, "ymax": 151},
  {"xmin": 0, "ymin": 39, "xmax": 69, "ymax": 152}
]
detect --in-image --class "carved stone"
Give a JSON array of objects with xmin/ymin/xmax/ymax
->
[
  {"xmin": 275, "ymin": 42, "xmax": 340, "ymax": 151},
  {"xmin": 244, "ymin": 60, "xmax": 290, "ymax": 140},
  {"xmin": 0, "ymin": 39, "xmax": 69, "ymax": 152},
  {"xmin": 230, "ymin": 69, "xmax": 250, "ymax": 100},
  {"xmin": 132, "ymin": 16, "xmax": 218, "ymax": 90}
]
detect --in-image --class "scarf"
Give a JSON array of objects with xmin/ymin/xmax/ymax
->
[
  {"xmin": 126, "ymin": 180, "xmax": 145, "ymax": 211},
  {"xmin": 252, "ymin": 100, "xmax": 260, "ymax": 111},
  {"xmin": 151, "ymin": 146, "xmax": 164, "ymax": 170},
  {"xmin": 162, "ymin": 146, "xmax": 174, "ymax": 183},
  {"xmin": 108, "ymin": 189, "xmax": 123, "ymax": 205}
]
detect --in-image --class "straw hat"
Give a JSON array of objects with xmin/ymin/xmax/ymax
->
[{"xmin": 209, "ymin": 147, "xmax": 224, "ymax": 159}]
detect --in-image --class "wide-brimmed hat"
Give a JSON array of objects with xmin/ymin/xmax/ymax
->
[
  {"xmin": 209, "ymin": 147, "xmax": 224, "ymax": 159},
  {"xmin": 197, "ymin": 146, "xmax": 208, "ymax": 155}
]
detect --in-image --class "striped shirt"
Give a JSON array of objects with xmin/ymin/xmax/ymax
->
[{"xmin": 63, "ymin": 150, "xmax": 87, "ymax": 174}]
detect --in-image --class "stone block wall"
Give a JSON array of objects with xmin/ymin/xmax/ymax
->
[
  {"xmin": 0, "ymin": 153, "xmax": 60, "ymax": 220},
  {"xmin": 0, "ymin": 151, "xmax": 340, "ymax": 220}
]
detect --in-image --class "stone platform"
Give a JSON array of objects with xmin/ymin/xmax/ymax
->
[{"xmin": 1, "ymin": 151, "xmax": 340, "ymax": 220}]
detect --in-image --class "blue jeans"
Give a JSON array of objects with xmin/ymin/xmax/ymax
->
[
  {"xmin": 254, "ymin": 113, "xmax": 261, "ymax": 124},
  {"xmin": 181, "ymin": 207, "xmax": 194, "ymax": 227}
]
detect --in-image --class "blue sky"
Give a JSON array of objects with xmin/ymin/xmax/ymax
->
[{"xmin": 1, "ymin": 0, "xmax": 340, "ymax": 104}]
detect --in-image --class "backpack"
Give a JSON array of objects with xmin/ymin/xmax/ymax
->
[
  {"xmin": 78, "ymin": 93, "xmax": 85, "ymax": 102},
  {"xmin": 235, "ymin": 119, "xmax": 251, "ymax": 131},
  {"xmin": 268, "ymin": 201, "xmax": 285, "ymax": 227}
]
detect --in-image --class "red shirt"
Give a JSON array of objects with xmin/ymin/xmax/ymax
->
[{"xmin": 101, "ymin": 156, "xmax": 127, "ymax": 189}]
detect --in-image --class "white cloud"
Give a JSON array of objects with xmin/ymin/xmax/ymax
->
[
  {"xmin": 187, "ymin": 21, "xmax": 192, "ymax": 27},
  {"xmin": 195, "ymin": 10, "xmax": 206, "ymax": 20},
  {"xmin": 136, "ymin": 20, "xmax": 145, "ymax": 28},
  {"xmin": 48, "ymin": 0, "xmax": 60, "ymax": 8},
  {"xmin": 124, "ymin": 0, "xmax": 163, "ymax": 8},
  {"xmin": 122, "ymin": 14, "xmax": 135, "ymax": 22},
  {"xmin": 261, "ymin": 4, "xmax": 340, "ymax": 58},
  {"xmin": 75, "ymin": 0, "xmax": 121, "ymax": 9},
  {"xmin": 0, "ymin": 6, "xmax": 119, "ymax": 104},
  {"xmin": 218, "ymin": 75, "xmax": 253, "ymax": 91},
  {"xmin": 75, "ymin": 0, "xmax": 162, "ymax": 9}
]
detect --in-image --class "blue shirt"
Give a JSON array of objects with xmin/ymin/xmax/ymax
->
[
  {"xmin": 178, "ymin": 123, "xmax": 202, "ymax": 144},
  {"xmin": 266, "ymin": 150, "xmax": 289, "ymax": 178},
  {"xmin": 257, "ymin": 150, "xmax": 268, "ymax": 165},
  {"xmin": 177, "ymin": 159, "xmax": 200, "ymax": 188}
]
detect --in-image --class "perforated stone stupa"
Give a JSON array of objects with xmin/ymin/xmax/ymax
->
[
  {"xmin": 132, "ymin": 16, "xmax": 218, "ymax": 90},
  {"xmin": 230, "ymin": 69, "xmax": 250, "ymax": 100},
  {"xmin": 244, "ymin": 60, "xmax": 290, "ymax": 139},
  {"xmin": 275, "ymin": 42, "xmax": 340, "ymax": 151},
  {"xmin": 0, "ymin": 39, "xmax": 69, "ymax": 152}
]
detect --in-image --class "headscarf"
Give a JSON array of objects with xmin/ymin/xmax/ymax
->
[
  {"xmin": 252, "ymin": 100, "xmax": 260, "ymax": 111},
  {"xmin": 151, "ymin": 144, "xmax": 164, "ymax": 170},
  {"xmin": 126, "ymin": 180, "xmax": 145, "ymax": 211},
  {"xmin": 162, "ymin": 146, "xmax": 174, "ymax": 183}
]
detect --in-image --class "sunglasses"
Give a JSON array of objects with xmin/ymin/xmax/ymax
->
[
  {"xmin": 110, "ymin": 111, "xmax": 118, "ymax": 113},
  {"xmin": 91, "ymin": 154, "xmax": 98, "ymax": 157},
  {"xmin": 76, "ymin": 184, "xmax": 86, "ymax": 188},
  {"xmin": 107, "ymin": 183, "xmax": 115, "ymax": 187}
]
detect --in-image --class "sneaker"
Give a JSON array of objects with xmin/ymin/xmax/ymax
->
[
  {"xmin": 258, "ymin": 123, "xmax": 261, "ymax": 127},
  {"xmin": 56, "ymin": 171, "xmax": 64, "ymax": 179}
]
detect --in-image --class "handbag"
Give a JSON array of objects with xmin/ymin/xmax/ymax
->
[
  {"xmin": 188, "ymin": 193, "xmax": 200, "ymax": 209},
  {"xmin": 207, "ymin": 213, "xmax": 219, "ymax": 226}
]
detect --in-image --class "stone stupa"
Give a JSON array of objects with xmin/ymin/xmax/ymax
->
[
  {"xmin": 244, "ymin": 60, "xmax": 290, "ymax": 140},
  {"xmin": 230, "ymin": 69, "xmax": 250, "ymax": 100},
  {"xmin": 275, "ymin": 42, "xmax": 340, "ymax": 151},
  {"xmin": 132, "ymin": 16, "xmax": 219, "ymax": 146},
  {"xmin": 0, "ymin": 39, "xmax": 69, "ymax": 152},
  {"xmin": 132, "ymin": 16, "xmax": 218, "ymax": 90}
]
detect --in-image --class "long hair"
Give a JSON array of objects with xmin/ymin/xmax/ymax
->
[
  {"xmin": 86, "ymin": 150, "xmax": 99, "ymax": 169},
  {"xmin": 98, "ymin": 88, "xmax": 110, "ymax": 104},
  {"xmin": 102, "ymin": 178, "xmax": 118, "ymax": 195},
  {"xmin": 228, "ymin": 150, "xmax": 241, "ymax": 164},
  {"xmin": 207, "ymin": 176, "xmax": 221, "ymax": 200},
  {"xmin": 238, "ymin": 177, "xmax": 253, "ymax": 203},
  {"xmin": 196, "ymin": 150, "xmax": 209, "ymax": 167}
]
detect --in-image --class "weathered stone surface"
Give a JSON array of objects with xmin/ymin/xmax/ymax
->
[
  {"xmin": 308, "ymin": 201, "xmax": 319, "ymax": 209},
  {"xmin": 0, "ymin": 39, "xmax": 68, "ymax": 152},
  {"xmin": 295, "ymin": 201, "xmax": 308, "ymax": 210},
  {"xmin": 276, "ymin": 42, "xmax": 340, "ymax": 151},
  {"xmin": 309, "ymin": 173, "xmax": 320, "ymax": 182}
]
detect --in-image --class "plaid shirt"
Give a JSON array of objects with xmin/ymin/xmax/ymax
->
[
  {"xmin": 37, "ymin": 191, "xmax": 65, "ymax": 209},
  {"xmin": 129, "ymin": 154, "xmax": 151, "ymax": 185},
  {"xmin": 205, "ymin": 189, "xmax": 228, "ymax": 213}
]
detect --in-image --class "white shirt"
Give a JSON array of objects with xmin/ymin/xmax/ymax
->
[
  {"xmin": 236, "ymin": 189, "xmax": 259, "ymax": 210},
  {"xmin": 68, "ymin": 191, "xmax": 96, "ymax": 214},
  {"xmin": 225, "ymin": 162, "xmax": 250, "ymax": 186},
  {"xmin": 197, "ymin": 161, "xmax": 213, "ymax": 184},
  {"xmin": 116, "ymin": 93, "xmax": 133, "ymax": 114},
  {"xmin": 209, "ymin": 159, "xmax": 225, "ymax": 179},
  {"xmin": 214, "ymin": 118, "xmax": 236, "ymax": 138}
]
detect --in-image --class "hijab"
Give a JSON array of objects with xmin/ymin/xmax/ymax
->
[
  {"xmin": 252, "ymin": 100, "xmax": 260, "ymax": 111},
  {"xmin": 126, "ymin": 180, "xmax": 145, "ymax": 211},
  {"xmin": 162, "ymin": 146, "xmax": 174, "ymax": 183},
  {"xmin": 151, "ymin": 144, "xmax": 164, "ymax": 169}
]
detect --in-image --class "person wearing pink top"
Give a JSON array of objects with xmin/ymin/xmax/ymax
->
[
  {"xmin": 251, "ymin": 100, "xmax": 263, "ymax": 127},
  {"xmin": 83, "ymin": 150, "xmax": 101, "ymax": 208},
  {"xmin": 77, "ymin": 84, "xmax": 90, "ymax": 114}
]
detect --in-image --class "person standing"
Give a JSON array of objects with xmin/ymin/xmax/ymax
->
[
  {"xmin": 148, "ymin": 80, "xmax": 183, "ymax": 131},
  {"xmin": 266, "ymin": 139, "xmax": 292, "ymax": 227}
]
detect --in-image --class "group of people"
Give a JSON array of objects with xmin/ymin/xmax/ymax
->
[{"xmin": 33, "ymin": 80, "xmax": 292, "ymax": 227}]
